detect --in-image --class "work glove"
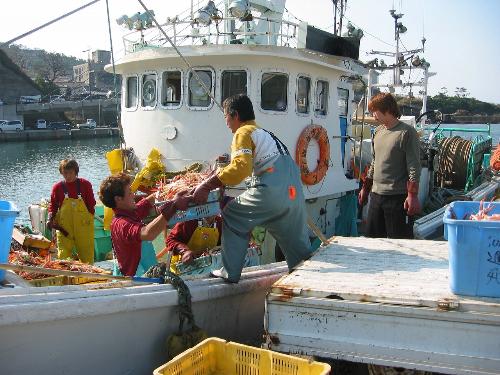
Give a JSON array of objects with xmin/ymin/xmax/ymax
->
[
  {"xmin": 358, "ymin": 178, "xmax": 373, "ymax": 207},
  {"xmin": 193, "ymin": 174, "xmax": 224, "ymax": 205},
  {"xmin": 404, "ymin": 180, "xmax": 421, "ymax": 216},
  {"xmin": 178, "ymin": 247, "xmax": 194, "ymax": 264},
  {"xmin": 46, "ymin": 213, "xmax": 55, "ymax": 231},
  {"xmin": 158, "ymin": 191, "xmax": 192, "ymax": 221}
]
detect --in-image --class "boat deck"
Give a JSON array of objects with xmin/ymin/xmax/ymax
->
[{"xmin": 265, "ymin": 237, "xmax": 500, "ymax": 374}]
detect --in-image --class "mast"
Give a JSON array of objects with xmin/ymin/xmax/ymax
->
[{"xmin": 367, "ymin": 8, "xmax": 432, "ymax": 124}]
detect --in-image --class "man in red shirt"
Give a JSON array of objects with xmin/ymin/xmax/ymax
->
[
  {"xmin": 99, "ymin": 173, "xmax": 191, "ymax": 276},
  {"xmin": 165, "ymin": 215, "xmax": 222, "ymax": 274},
  {"xmin": 47, "ymin": 159, "xmax": 96, "ymax": 263}
]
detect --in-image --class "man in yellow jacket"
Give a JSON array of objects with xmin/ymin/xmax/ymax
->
[{"xmin": 192, "ymin": 94, "xmax": 312, "ymax": 283}]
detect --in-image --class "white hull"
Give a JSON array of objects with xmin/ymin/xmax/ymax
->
[{"xmin": 0, "ymin": 264, "xmax": 287, "ymax": 375}]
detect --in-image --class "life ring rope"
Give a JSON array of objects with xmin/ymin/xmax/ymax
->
[{"xmin": 295, "ymin": 124, "xmax": 330, "ymax": 185}]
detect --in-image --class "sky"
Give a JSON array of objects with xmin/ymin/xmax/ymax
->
[{"xmin": 2, "ymin": 0, "xmax": 500, "ymax": 104}]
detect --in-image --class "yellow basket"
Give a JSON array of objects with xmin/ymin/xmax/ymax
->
[
  {"xmin": 28, "ymin": 275, "xmax": 108, "ymax": 287},
  {"xmin": 153, "ymin": 337, "xmax": 331, "ymax": 375}
]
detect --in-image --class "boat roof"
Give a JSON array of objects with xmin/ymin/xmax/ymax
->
[{"xmin": 108, "ymin": 44, "xmax": 356, "ymax": 75}]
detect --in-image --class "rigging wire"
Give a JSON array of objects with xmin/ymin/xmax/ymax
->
[
  {"xmin": 104, "ymin": 0, "xmax": 124, "ymax": 147},
  {"xmin": 1, "ymin": 0, "xmax": 101, "ymax": 47},
  {"xmin": 331, "ymin": 15, "xmax": 395, "ymax": 48}
]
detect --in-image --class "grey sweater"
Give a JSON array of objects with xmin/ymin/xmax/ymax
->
[{"xmin": 367, "ymin": 121, "xmax": 421, "ymax": 195}]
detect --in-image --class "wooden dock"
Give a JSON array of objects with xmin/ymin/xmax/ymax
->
[{"xmin": 265, "ymin": 237, "xmax": 500, "ymax": 374}]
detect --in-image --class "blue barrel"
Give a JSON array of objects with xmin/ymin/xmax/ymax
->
[{"xmin": 0, "ymin": 201, "xmax": 19, "ymax": 282}]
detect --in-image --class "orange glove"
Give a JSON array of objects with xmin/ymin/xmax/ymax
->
[
  {"xmin": 358, "ymin": 178, "xmax": 373, "ymax": 207},
  {"xmin": 193, "ymin": 174, "xmax": 224, "ymax": 204},
  {"xmin": 158, "ymin": 191, "xmax": 192, "ymax": 221},
  {"xmin": 404, "ymin": 180, "xmax": 421, "ymax": 216}
]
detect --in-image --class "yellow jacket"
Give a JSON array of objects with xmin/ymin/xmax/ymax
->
[{"xmin": 217, "ymin": 120, "xmax": 282, "ymax": 185}]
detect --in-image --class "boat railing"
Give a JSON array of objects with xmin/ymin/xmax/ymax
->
[
  {"xmin": 429, "ymin": 124, "xmax": 491, "ymax": 138},
  {"xmin": 121, "ymin": 15, "xmax": 301, "ymax": 54}
]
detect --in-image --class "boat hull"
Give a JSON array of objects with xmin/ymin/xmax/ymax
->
[{"xmin": 0, "ymin": 264, "xmax": 286, "ymax": 375}]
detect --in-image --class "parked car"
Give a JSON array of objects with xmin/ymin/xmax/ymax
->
[
  {"xmin": 36, "ymin": 119, "xmax": 47, "ymax": 129},
  {"xmin": 77, "ymin": 119, "xmax": 97, "ymax": 129},
  {"xmin": 47, "ymin": 121, "xmax": 71, "ymax": 130},
  {"xmin": 0, "ymin": 120, "xmax": 24, "ymax": 132}
]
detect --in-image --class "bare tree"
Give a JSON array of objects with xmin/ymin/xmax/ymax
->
[{"xmin": 40, "ymin": 52, "xmax": 66, "ymax": 83}]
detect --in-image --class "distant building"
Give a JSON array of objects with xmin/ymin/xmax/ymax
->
[
  {"xmin": 72, "ymin": 49, "xmax": 118, "ymax": 93},
  {"xmin": 0, "ymin": 49, "xmax": 41, "ymax": 105}
]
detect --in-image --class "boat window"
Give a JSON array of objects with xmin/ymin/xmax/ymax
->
[
  {"xmin": 221, "ymin": 70, "xmax": 247, "ymax": 103},
  {"xmin": 315, "ymin": 80, "xmax": 329, "ymax": 116},
  {"xmin": 126, "ymin": 76, "xmax": 138, "ymax": 108},
  {"xmin": 296, "ymin": 76, "xmax": 311, "ymax": 114},
  {"xmin": 338, "ymin": 88, "xmax": 349, "ymax": 117},
  {"xmin": 161, "ymin": 71, "xmax": 182, "ymax": 108},
  {"xmin": 142, "ymin": 73, "xmax": 157, "ymax": 108},
  {"xmin": 188, "ymin": 70, "xmax": 212, "ymax": 107},
  {"xmin": 261, "ymin": 73, "xmax": 288, "ymax": 111}
]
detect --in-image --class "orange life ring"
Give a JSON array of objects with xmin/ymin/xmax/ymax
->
[{"xmin": 295, "ymin": 125, "xmax": 330, "ymax": 185}]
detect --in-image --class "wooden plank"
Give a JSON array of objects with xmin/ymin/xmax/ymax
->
[{"xmin": 274, "ymin": 237, "xmax": 500, "ymax": 312}]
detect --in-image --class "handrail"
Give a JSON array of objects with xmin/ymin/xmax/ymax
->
[{"xmin": 121, "ymin": 14, "xmax": 301, "ymax": 54}]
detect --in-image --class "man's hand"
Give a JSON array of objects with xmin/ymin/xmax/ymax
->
[
  {"xmin": 193, "ymin": 174, "xmax": 224, "ymax": 204},
  {"xmin": 158, "ymin": 191, "xmax": 192, "ymax": 221},
  {"xmin": 358, "ymin": 178, "xmax": 373, "ymax": 207},
  {"xmin": 47, "ymin": 215, "xmax": 55, "ymax": 231},
  {"xmin": 173, "ymin": 190, "xmax": 191, "ymax": 211},
  {"xmin": 179, "ymin": 248, "xmax": 194, "ymax": 264},
  {"xmin": 404, "ymin": 180, "xmax": 421, "ymax": 216}
]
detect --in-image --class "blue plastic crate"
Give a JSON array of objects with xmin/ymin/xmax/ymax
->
[
  {"xmin": 0, "ymin": 200, "xmax": 19, "ymax": 282},
  {"xmin": 168, "ymin": 201, "xmax": 220, "ymax": 226},
  {"xmin": 443, "ymin": 201, "xmax": 500, "ymax": 297}
]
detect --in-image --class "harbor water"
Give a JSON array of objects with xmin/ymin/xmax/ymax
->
[
  {"xmin": 0, "ymin": 137, "xmax": 119, "ymax": 224},
  {"xmin": 0, "ymin": 125, "xmax": 499, "ymax": 225}
]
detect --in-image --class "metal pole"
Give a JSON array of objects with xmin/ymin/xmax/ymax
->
[
  {"xmin": 358, "ymin": 86, "xmax": 367, "ymax": 183},
  {"xmin": 339, "ymin": 0, "xmax": 344, "ymax": 35}
]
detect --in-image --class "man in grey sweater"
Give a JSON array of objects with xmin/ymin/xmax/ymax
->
[{"xmin": 358, "ymin": 93, "xmax": 421, "ymax": 238}]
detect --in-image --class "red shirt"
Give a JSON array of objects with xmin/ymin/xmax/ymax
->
[
  {"xmin": 111, "ymin": 199, "xmax": 153, "ymax": 276},
  {"xmin": 49, "ymin": 178, "xmax": 96, "ymax": 215},
  {"xmin": 165, "ymin": 217, "xmax": 222, "ymax": 255}
]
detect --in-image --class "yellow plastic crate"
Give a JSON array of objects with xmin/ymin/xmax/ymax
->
[
  {"xmin": 28, "ymin": 275, "xmax": 108, "ymax": 287},
  {"xmin": 153, "ymin": 337, "xmax": 331, "ymax": 375}
]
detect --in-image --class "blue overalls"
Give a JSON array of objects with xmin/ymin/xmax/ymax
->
[{"xmin": 220, "ymin": 131, "xmax": 312, "ymax": 282}]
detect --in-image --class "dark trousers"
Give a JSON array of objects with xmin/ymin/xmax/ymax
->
[{"xmin": 365, "ymin": 192, "xmax": 414, "ymax": 239}]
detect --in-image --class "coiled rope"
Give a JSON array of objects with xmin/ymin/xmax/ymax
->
[{"xmin": 435, "ymin": 136, "xmax": 472, "ymax": 190}]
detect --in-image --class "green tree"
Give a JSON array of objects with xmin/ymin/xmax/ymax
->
[{"xmin": 35, "ymin": 75, "xmax": 60, "ymax": 98}]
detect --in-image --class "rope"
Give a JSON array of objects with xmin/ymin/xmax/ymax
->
[
  {"xmin": 492, "ymin": 143, "xmax": 500, "ymax": 172},
  {"xmin": 435, "ymin": 136, "xmax": 472, "ymax": 190},
  {"xmin": 145, "ymin": 263, "xmax": 198, "ymax": 333}
]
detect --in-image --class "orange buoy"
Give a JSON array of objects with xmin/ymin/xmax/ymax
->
[{"xmin": 295, "ymin": 125, "xmax": 330, "ymax": 185}]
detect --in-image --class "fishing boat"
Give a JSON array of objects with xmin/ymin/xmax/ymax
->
[{"xmin": 0, "ymin": 1, "xmax": 363, "ymax": 374}]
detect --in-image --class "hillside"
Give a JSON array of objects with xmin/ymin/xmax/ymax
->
[
  {"xmin": 397, "ymin": 94, "xmax": 500, "ymax": 118},
  {"xmin": 0, "ymin": 44, "xmax": 84, "ymax": 83}
]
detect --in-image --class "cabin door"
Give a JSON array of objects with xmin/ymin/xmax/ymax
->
[{"xmin": 337, "ymin": 86, "xmax": 350, "ymax": 171}]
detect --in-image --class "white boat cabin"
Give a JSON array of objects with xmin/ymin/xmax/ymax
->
[{"xmin": 110, "ymin": 1, "xmax": 362, "ymax": 236}]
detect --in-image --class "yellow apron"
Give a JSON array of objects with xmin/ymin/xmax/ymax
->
[
  {"xmin": 170, "ymin": 221, "xmax": 219, "ymax": 274},
  {"xmin": 55, "ymin": 181, "xmax": 94, "ymax": 264}
]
